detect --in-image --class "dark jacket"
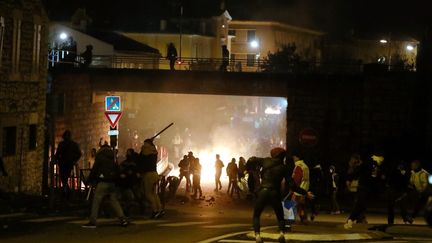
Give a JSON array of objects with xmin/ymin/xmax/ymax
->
[
  {"xmin": 247, "ymin": 157, "xmax": 307, "ymax": 195},
  {"xmin": 137, "ymin": 153, "xmax": 158, "ymax": 173},
  {"xmin": 118, "ymin": 153, "xmax": 139, "ymax": 187},
  {"xmin": 347, "ymin": 159, "xmax": 375, "ymax": 191},
  {"xmin": 226, "ymin": 162, "xmax": 238, "ymax": 178},
  {"xmin": 88, "ymin": 145, "xmax": 119, "ymax": 184},
  {"xmin": 55, "ymin": 139, "xmax": 81, "ymax": 167}
]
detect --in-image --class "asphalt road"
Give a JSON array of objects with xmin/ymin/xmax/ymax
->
[{"xmin": 1, "ymin": 185, "xmax": 432, "ymax": 242}]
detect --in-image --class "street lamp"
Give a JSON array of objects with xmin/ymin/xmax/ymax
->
[
  {"xmin": 250, "ymin": 40, "xmax": 259, "ymax": 48},
  {"xmin": 379, "ymin": 39, "xmax": 388, "ymax": 44},
  {"xmin": 59, "ymin": 32, "xmax": 68, "ymax": 40},
  {"xmin": 406, "ymin": 44, "xmax": 414, "ymax": 51}
]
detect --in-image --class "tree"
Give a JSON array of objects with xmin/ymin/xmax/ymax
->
[{"xmin": 260, "ymin": 43, "xmax": 301, "ymax": 73}]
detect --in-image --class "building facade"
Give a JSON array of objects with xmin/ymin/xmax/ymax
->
[
  {"xmin": 0, "ymin": 0, "xmax": 48, "ymax": 194},
  {"xmin": 228, "ymin": 20, "xmax": 325, "ymax": 72}
]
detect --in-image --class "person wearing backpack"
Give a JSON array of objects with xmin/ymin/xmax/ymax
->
[
  {"xmin": 82, "ymin": 144, "xmax": 128, "ymax": 228},
  {"xmin": 55, "ymin": 130, "xmax": 81, "ymax": 199}
]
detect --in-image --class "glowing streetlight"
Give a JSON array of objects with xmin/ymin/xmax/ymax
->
[
  {"xmin": 406, "ymin": 44, "xmax": 414, "ymax": 51},
  {"xmin": 59, "ymin": 32, "xmax": 68, "ymax": 40},
  {"xmin": 379, "ymin": 39, "xmax": 388, "ymax": 44},
  {"xmin": 250, "ymin": 40, "xmax": 259, "ymax": 48}
]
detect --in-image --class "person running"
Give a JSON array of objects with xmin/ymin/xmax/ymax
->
[
  {"xmin": 192, "ymin": 158, "xmax": 203, "ymax": 199},
  {"xmin": 409, "ymin": 160, "xmax": 429, "ymax": 221},
  {"xmin": 248, "ymin": 148, "xmax": 313, "ymax": 243},
  {"xmin": 291, "ymin": 151, "xmax": 310, "ymax": 223},
  {"xmin": 82, "ymin": 144, "xmax": 128, "ymax": 228},
  {"xmin": 214, "ymin": 154, "xmax": 224, "ymax": 192}
]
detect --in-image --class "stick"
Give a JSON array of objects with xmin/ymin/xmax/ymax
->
[
  {"xmin": 150, "ymin": 123, "xmax": 174, "ymax": 140},
  {"xmin": 86, "ymin": 187, "xmax": 92, "ymax": 201}
]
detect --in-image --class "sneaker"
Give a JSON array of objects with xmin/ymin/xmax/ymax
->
[
  {"xmin": 344, "ymin": 219, "xmax": 353, "ymax": 229},
  {"xmin": 255, "ymin": 235, "xmax": 263, "ymax": 243},
  {"xmin": 155, "ymin": 210, "xmax": 165, "ymax": 219},
  {"xmin": 120, "ymin": 219, "xmax": 129, "ymax": 227},
  {"xmin": 278, "ymin": 234, "xmax": 286, "ymax": 243},
  {"xmin": 150, "ymin": 211, "xmax": 158, "ymax": 219},
  {"xmin": 82, "ymin": 222, "xmax": 96, "ymax": 229}
]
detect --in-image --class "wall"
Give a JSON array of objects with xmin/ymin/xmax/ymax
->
[
  {"xmin": 0, "ymin": 0, "xmax": 48, "ymax": 194},
  {"xmin": 52, "ymin": 69, "xmax": 432, "ymax": 173}
]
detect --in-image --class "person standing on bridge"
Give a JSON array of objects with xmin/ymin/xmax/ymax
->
[
  {"xmin": 247, "ymin": 148, "xmax": 313, "ymax": 243},
  {"xmin": 166, "ymin": 43, "xmax": 178, "ymax": 70}
]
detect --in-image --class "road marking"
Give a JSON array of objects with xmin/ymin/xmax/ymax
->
[
  {"xmin": 197, "ymin": 226, "xmax": 275, "ymax": 243},
  {"xmin": 218, "ymin": 240, "xmax": 255, "ymax": 243},
  {"xmin": 159, "ymin": 221, "xmax": 210, "ymax": 227},
  {"xmin": 203, "ymin": 223, "xmax": 250, "ymax": 229},
  {"xmin": 246, "ymin": 232, "xmax": 374, "ymax": 241},
  {"xmin": 0, "ymin": 213, "xmax": 31, "ymax": 219},
  {"xmin": 23, "ymin": 216, "xmax": 78, "ymax": 223},
  {"xmin": 133, "ymin": 219, "xmax": 168, "ymax": 225}
]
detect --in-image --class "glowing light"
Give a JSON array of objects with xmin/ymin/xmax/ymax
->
[
  {"xmin": 265, "ymin": 106, "xmax": 281, "ymax": 115},
  {"xmin": 429, "ymin": 175, "xmax": 432, "ymax": 185},
  {"xmin": 379, "ymin": 39, "xmax": 388, "ymax": 44},
  {"xmin": 59, "ymin": 32, "xmax": 68, "ymax": 40},
  {"xmin": 406, "ymin": 44, "xmax": 414, "ymax": 51},
  {"xmin": 250, "ymin": 40, "xmax": 259, "ymax": 48}
]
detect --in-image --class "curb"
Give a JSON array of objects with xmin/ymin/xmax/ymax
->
[{"xmin": 385, "ymin": 225, "xmax": 432, "ymax": 238}]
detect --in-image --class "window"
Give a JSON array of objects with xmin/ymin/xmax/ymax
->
[
  {"xmin": 29, "ymin": 124, "xmax": 37, "ymax": 150},
  {"xmin": 12, "ymin": 16, "xmax": 22, "ymax": 74},
  {"xmin": 3, "ymin": 127, "xmax": 17, "ymax": 156},
  {"xmin": 32, "ymin": 23, "xmax": 42, "ymax": 75},
  {"xmin": 56, "ymin": 93, "xmax": 65, "ymax": 115},
  {"xmin": 230, "ymin": 53, "xmax": 236, "ymax": 62},
  {"xmin": 247, "ymin": 30, "xmax": 256, "ymax": 42},
  {"xmin": 247, "ymin": 54, "xmax": 255, "ymax": 67},
  {"xmin": 0, "ymin": 16, "xmax": 5, "ymax": 67},
  {"xmin": 228, "ymin": 29, "xmax": 236, "ymax": 36}
]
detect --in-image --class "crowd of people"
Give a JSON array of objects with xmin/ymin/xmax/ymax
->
[{"xmin": 53, "ymin": 130, "xmax": 431, "ymax": 238}]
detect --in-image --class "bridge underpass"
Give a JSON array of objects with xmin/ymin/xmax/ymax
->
[{"xmin": 51, "ymin": 68, "xmax": 429, "ymax": 186}]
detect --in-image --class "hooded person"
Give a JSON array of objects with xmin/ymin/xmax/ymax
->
[
  {"xmin": 248, "ymin": 147, "xmax": 313, "ymax": 243},
  {"xmin": 138, "ymin": 139, "xmax": 164, "ymax": 219}
]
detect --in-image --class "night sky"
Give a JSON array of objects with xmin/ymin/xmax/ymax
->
[{"xmin": 43, "ymin": 0, "xmax": 431, "ymax": 37}]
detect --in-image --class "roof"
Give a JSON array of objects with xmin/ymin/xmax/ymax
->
[{"xmin": 85, "ymin": 30, "xmax": 160, "ymax": 54}]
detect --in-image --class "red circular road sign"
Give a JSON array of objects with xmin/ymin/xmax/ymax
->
[{"xmin": 299, "ymin": 128, "xmax": 318, "ymax": 147}]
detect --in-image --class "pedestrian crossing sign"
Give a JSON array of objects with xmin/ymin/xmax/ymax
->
[{"xmin": 105, "ymin": 96, "xmax": 121, "ymax": 111}]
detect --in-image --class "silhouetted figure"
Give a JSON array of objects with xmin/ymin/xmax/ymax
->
[
  {"xmin": 187, "ymin": 152, "xmax": 196, "ymax": 193},
  {"xmin": 219, "ymin": 45, "xmax": 229, "ymax": 71},
  {"xmin": 81, "ymin": 45, "xmax": 93, "ymax": 68},
  {"xmin": 238, "ymin": 157, "xmax": 246, "ymax": 180},
  {"xmin": 226, "ymin": 158, "xmax": 239, "ymax": 197},
  {"xmin": 65, "ymin": 36, "xmax": 77, "ymax": 66},
  {"xmin": 214, "ymin": 154, "xmax": 224, "ymax": 192},
  {"xmin": 118, "ymin": 148, "xmax": 143, "ymax": 214},
  {"xmin": 248, "ymin": 148, "xmax": 313, "ymax": 243},
  {"xmin": 82, "ymin": 144, "xmax": 128, "ymax": 228},
  {"xmin": 138, "ymin": 139, "xmax": 164, "ymax": 219},
  {"xmin": 192, "ymin": 158, "xmax": 203, "ymax": 199},
  {"xmin": 386, "ymin": 162, "xmax": 411, "ymax": 225},
  {"xmin": 178, "ymin": 155, "xmax": 191, "ymax": 192},
  {"xmin": 166, "ymin": 43, "xmax": 178, "ymax": 70},
  {"xmin": 329, "ymin": 165, "xmax": 340, "ymax": 214},
  {"xmin": 55, "ymin": 130, "xmax": 81, "ymax": 199}
]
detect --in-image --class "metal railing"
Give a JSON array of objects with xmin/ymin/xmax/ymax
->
[{"xmin": 48, "ymin": 49, "xmax": 414, "ymax": 74}]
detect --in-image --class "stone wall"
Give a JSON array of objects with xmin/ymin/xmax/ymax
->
[{"xmin": 0, "ymin": 0, "xmax": 48, "ymax": 194}]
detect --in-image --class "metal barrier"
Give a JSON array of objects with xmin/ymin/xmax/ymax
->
[{"xmin": 48, "ymin": 49, "xmax": 414, "ymax": 73}]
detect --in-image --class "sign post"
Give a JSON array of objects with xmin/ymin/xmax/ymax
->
[
  {"xmin": 299, "ymin": 128, "xmax": 318, "ymax": 147},
  {"xmin": 105, "ymin": 96, "xmax": 122, "ymax": 149}
]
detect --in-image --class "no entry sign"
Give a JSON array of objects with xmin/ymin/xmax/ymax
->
[{"xmin": 299, "ymin": 128, "xmax": 318, "ymax": 147}]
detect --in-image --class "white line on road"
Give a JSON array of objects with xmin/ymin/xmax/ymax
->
[
  {"xmin": 197, "ymin": 226, "xmax": 275, "ymax": 243},
  {"xmin": 218, "ymin": 240, "xmax": 255, "ymax": 243},
  {"xmin": 0, "ymin": 213, "xmax": 31, "ymax": 219},
  {"xmin": 23, "ymin": 216, "xmax": 78, "ymax": 223},
  {"xmin": 246, "ymin": 232, "xmax": 374, "ymax": 241},
  {"xmin": 202, "ymin": 224, "xmax": 250, "ymax": 229},
  {"xmin": 159, "ymin": 221, "xmax": 211, "ymax": 227}
]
